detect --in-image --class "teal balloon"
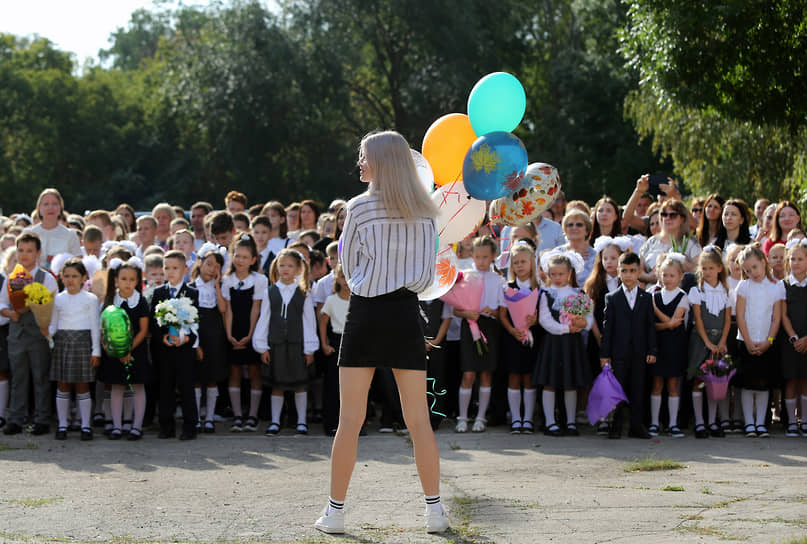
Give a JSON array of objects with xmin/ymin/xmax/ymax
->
[
  {"xmin": 467, "ymin": 72, "xmax": 526, "ymax": 136},
  {"xmin": 462, "ymin": 131, "xmax": 528, "ymax": 201},
  {"xmin": 101, "ymin": 306, "xmax": 133, "ymax": 358}
]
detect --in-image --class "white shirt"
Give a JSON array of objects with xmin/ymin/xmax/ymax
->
[
  {"xmin": 221, "ymin": 272, "xmax": 268, "ymax": 302},
  {"xmin": 657, "ymin": 287, "xmax": 689, "ymax": 323},
  {"xmin": 266, "ymin": 237, "xmax": 290, "ymax": 259},
  {"xmin": 539, "ymin": 285, "xmax": 593, "ymax": 335},
  {"xmin": 320, "ymin": 294, "xmax": 350, "ymax": 335},
  {"xmin": 688, "ymin": 283, "xmax": 730, "ymax": 317},
  {"xmin": 736, "ymin": 278, "xmax": 786, "ymax": 343},
  {"xmin": 48, "ymin": 290, "xmax": 101, "ymax": 357},
  {"xmin": 113, "ymin": 290, "xmax": 141, "ymax": 309},
  {"xmin": 639, "ymin": 234, "xmax": 702, "ymax": 271},
  {"xmin": 25, "ymin": 223, "xmax": 81, "ymax": 270},
  {"xmin": 605, "ymin": 275, "xmax": 619, "ymax": 293},
  {"xmin": 727, "ymin": 275, "xmax": 740, "ymax": 316},
  {"xmin": 312, "ymin": 272, "xmax": 334, "ymax": 305},
  {"xmin": 441, "ymin": 303, "xmax": 462, "ymax": 341},
  {"xmin": 622, "ymin": 284, "xmax": 639, "ymax": 310},
  {"xmin": 0, "ymin": 265, "xmax": 59, "ymax": 312},
  {"xmin": 466, "ymin": 267, "xmax": 505, "ymax": 310},
  {"xmin": 258, "ymin": 247, "xmax": 272, "ymax": 272},
  {"xmin": 252, "ymin": 281, "xmax": 319, "ymax": 354},
  {"xmin": 788, "ymin": 274, "xmax": 807, "ymax": 288},
  {"xmin": 194, "ymin": 277, "xmax": 219, "ymax": 309},
  {"xmin": 340, "ymin": 191, "xmax": 437, "ymax": 297}
]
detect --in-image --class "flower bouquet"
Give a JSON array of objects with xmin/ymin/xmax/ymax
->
[
  {"xmin": 154, "ymin": 296, "xmax": 199, "ymax": 346},
  {"xmin": 587, "ymin": 364, "xmax": 629, "ymax": 425},
  {"xmin": 696, "ymin": 355, "xmax": 736, "ymax": 401},
  {"xmin": 23, "ymin": 281, "xmax": 55, "ymax": 332},
  {"xmin": 7, "ymin": 264, "xmax": 33, "ymax": 312},
  {"xmin": 441, "ymin": 270, "xmax": 488, "ymax": 355},
  {"xmin": 557, "ymin": 291, "xmax": 593, "ymax": 326},
  {"xmin": 503, "ymin": 286, "xmax": 539, "ymax": 347}
]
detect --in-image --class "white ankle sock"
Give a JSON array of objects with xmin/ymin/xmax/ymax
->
[
  {"xmin": 507, "ymin": 388, "xmax": 521, "ymax": 422},
  {"xmin": 741, "ymin": 389, "xmax": 756, "ymax": 426},
  {"xmin": 77, "ymin": 392, "xmax": 92, "ymax": 429},
  {"xmin": 327, "ymin": 496, "xmax": 344, "ymax": 516},
  {"xmin": 249, "ymin": 389, "xmax": 262, "ymax": 418},
  {"xmin": 523, "ymin": 388, "xmax": 537, "ymax": 423},
  {"xmin": 56, "ymin": 391, "xmax": 70, "ymax": 429},
  {"xmin": 564, "ymin": 390, "xmax": 577, "ymax": 426},
  {"xmin": 668, "ymin": 396, "xmax": 680, "ymax": 427},
  {"xmin": 295, "ymin": 392, "xmax": 307, "ymax": 425},
  {"xmin": 755, "ymin": 390, "xmax": 769, "ymax": 426},
  {"xmin": 425, "ymin": 494, "xmax": 443, "ymax": 515},
  {"xmin": 0, "ymin": 380, "xmax": 8, "ymax": 420},
  {"xmin": 650, "ymin": 395, "xmax": 662, "ymax": 426},
  {"xmin": 692, "ymin": 391, "xmax": 704, "ymax": 425},
  {"xmin": 194, "ymin": 387, "xmax": 202, "ymax": 420},
  {"xmin": 271, "ymin": 395, "xmax": 284, "ymax": 425},
  {"xmin": 205, "ymin": 387, "xmax": 218, "ymax": 422},
  {"xmin": 229, "ymin": 387, "xmax": 241, "ymax": 417},
  {"xmin": 476, "ymin": 387, "xmax": 491, "ymax": 421},
  {"xmin": 543, "ymin": 390, "xmax": 556, "ymax": 427},
  {"xmin": 458, "ymin": 388, "xmax": 472, "ymax": 421},
  {"xmin": 707, "ymin": 398, "xmax": 718, "ymax": 426}
]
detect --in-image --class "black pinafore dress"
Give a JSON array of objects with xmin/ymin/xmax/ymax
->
[
  {"xmin": 652, "ymin": 291, "xmax": 687, "ymax": 377},
  {"xmin": 229, "ymin": 284, "xmax": 259, "ymax": 365}
]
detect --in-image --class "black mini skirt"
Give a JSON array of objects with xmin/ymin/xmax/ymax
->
[{"xmin": 338, "ymin": 288, "xmax": 426, "ymax": 370}]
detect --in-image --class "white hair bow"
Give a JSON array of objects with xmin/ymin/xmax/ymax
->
[
  {"xmin": 109, "ymin": 256, "xmax": 144, "ymax": 270},
  {"xmin": 664, "ymin": 252, "xmax": 687, "ymax": 264},
  {"xmin": 540, "ymin": 247, "xmax": 585, "ymax": 275},
  {"xmin": 593, "ymin": 235, "xmax": 633, "ymax": 254},
  {"xmin": 785, "ymin": 238, "xmax": 807, "ymax": 250},
  {"xmin": 197, "ymin": 242, "xmax": 228, "ymax": 258}
]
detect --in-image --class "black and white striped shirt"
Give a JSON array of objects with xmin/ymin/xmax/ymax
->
[{"xmin": 341, "ymin": 191, "xmax": 437, "ymax": 297}]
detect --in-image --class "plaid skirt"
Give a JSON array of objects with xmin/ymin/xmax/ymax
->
[{"xmin": 49, "ymin": 330, "xmax": 95, "ymax": 383}]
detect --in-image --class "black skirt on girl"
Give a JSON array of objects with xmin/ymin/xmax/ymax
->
[
  {"xmin": 651, "ymin": 291, "xmax": 687, "ymax": 378},
  {"xmin": 459, "ymin": 316, "xmax": 500, "ymax": 373},
  {"xmin": 533, "ymin": 291, "xmax": 591, "ymax": 389},
  {"xmin": 198, "ymin": 307, "xmax": 229, "ymax": 383},
  {"xmin": 99, "ymin": 297, "xmax": 152, "ymax": 385},
  {"xmin": 501, "ymin": 284, "xmax": 542, "ymax": 375},
  {"xmin": 228, "ymin": 284, "xmax": 259, "ymax": 365},
  {"xmin": 781, "ymin": 282, "xmax": 807, "ymax": 380},
  {"xmin": 737, "ymin": 342, "xmax": 778, "ymax": 390},
  {"xmin": 339, "ymin": 288, "xmax": 426, "ymax": 370}
]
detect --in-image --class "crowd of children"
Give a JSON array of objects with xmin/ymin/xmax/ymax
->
[{"xmin": 0, "ymin": 183, "xmax": 805, "ymax": 441}]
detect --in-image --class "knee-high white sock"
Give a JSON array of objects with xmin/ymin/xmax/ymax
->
[
  {"xmin": 755, "ymin": 390, "xmax": 769, "ymax": 426},
  {"xmin": 717, "ymin": 398, "xmax": 729, "ymax": 423},
  {"xmin": 801, "ymin": 396, "xmax": 807, "ymax": 422},
  {"xmin": 205, "ymin": 387, "xmax": 218, "ymax": 422},
  {"xmin": 195, "ymin": 387, "xmax": 202, "ymax": 420},
  {"xmin": 123, "ymin": 390, "xmax": 133, "ymax": 429},
  {"xmin": 77, "ymin": 392, "xmax": 92, "ymax": 429},
  {"xmin": 523, "ymin": 388, "xmax": 537, "ymax": 424},
  {"xmin": 692, "ymin": 391, "xmax": 704, "ymax": 425},
  {"xmin": 507, "ymin": 388, "xmax": 522, "ymax": 422},
  {"xmin": 0, "ymin": 379, "xmax": 8, "ymax": 420},
  {"xmin": 133, "ymin": 384, "xmax": 146, "ymax": 430},
  {"xmin": 785, "ymin": 398, "xmax": 797, "ymax": 425},
  {"xmin": 741, "ymin": 389, "xmax": 756, "ymax": 426},
  {"xmin": 564, "ymin": 390, "xmax": 577, "ymax": 426},
  {"xmin": 249, "ymin": 389, "xmax": 262, "ymax": 418},
  {"xmin": 668, "ymin": 396, "xmax": 680, "ymax": 427},
  {"xmin": 103, "ymin": 390, "xmax": 112, "ymax": 421},
  {"xmin": 543, "ymin": 390, "xmax": 556, "ymax": 427},
  {"xmin": 295, "ymin": 392, "xmax": 307, "ymax": 425},
  {"xmin": 56, "ymin": 391, "xmax": 71, "ymax": 429},
  {"xmin": 229, "ymin": 387, "xmax": 242, "ymax": 417},
  {"xmin": 458, "ymin": 388, "xmax": 472, "ymax": 421},
  {"xmin": 476, "ymin": 387, "xmax": 491, "ymax": 421},
  {"xmin": 271, "ymin": 395, "xmax": 284, "ymax": 425},
  {"xmin": 707, "ymin": 398, "xmax": 718, "ymax": 426},
  {"xmin": 650, "ymin": 395, "xmax": 662, "ymax": 427},
  {"xmin": 110, "ymin": 386, "xmax": 124, "ymax": 429}
]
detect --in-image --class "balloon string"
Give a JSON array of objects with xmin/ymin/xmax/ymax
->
[{"xmin": 426, "ymin": 377, "xmax": 447, "ymax": 418}]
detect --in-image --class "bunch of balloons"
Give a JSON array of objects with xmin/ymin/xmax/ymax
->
[{"xmin": 414, "ymin": 72, "xmax": 562, "ymax": 300}]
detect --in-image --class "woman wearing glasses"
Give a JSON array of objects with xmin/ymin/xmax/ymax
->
[
  {"xmin": 556, "ymin": 209, "xmax": 596, "ymax": 285},
  {"xmin": 639, "ymin": 199, "xmax": 701, "ymax": 284}
]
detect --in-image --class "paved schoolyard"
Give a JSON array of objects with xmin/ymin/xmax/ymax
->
[{"xmin": 0, "ymin": 424, "xmax": 805, "ymax": 543}]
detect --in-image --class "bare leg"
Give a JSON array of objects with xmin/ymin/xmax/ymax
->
[
  {"xmin": 329, "ymin": 366, "xmax": 375, "ymax": 501},
  {"xmin": 393, "ymin": 368, "xmax": 440, "ymax": 496}
]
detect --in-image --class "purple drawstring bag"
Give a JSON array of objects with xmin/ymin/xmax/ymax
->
[{"xmin": 587, "ymin": 364, "xmax": 629, "ymax": 426}]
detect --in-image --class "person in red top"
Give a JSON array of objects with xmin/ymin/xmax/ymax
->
[{"xmin": 762, "ymin": 201, "xmax": 802, "ymax": 255}]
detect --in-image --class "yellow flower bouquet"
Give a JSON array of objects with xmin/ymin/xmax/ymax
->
[{"xmin": 23, "ymin": 282, "xmax": 55, "ymax": 331}]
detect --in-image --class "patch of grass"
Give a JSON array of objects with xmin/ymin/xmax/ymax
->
[
  {"xmin": 661, "ymin": 485, "xmax": 685, "ymax": 492},
  {"xmin": 681, "ymin": 514, "xmax": 703, "ymax": 521},
  {"xmin": 8, "ymin": 497, "xmax": 62, "ymax": 508},
  {"xmin": 778, "ymin": 538, "xmax": 807, "ymax": 544},
  {"xmin": 701, "ymin": 487, "xmax": 713, "ymax": 495},
  {"xmin": 678, "ymin": 525, "xmax": 749, "ymax": 540},
  {"xmin": 0, "ymin": 440, "xmax": 39, "ymax": 452},
  {"xmin": 449, "ymin": 495, "xmax": 486, "ymax": 543},
  {"xmin": 449, "ymin": 441, "xmax": 462, "ymax": 451},
  {"xmin": 710, "ymin": 496, "xmax": 749, "ymax": 509},
  {"xmin": 622, "ymin": 456, "xmax": 686, "ymax": 473},
  {"xmin": 596, "ymin": 485, "xmax": 626, "ymax": 489}
]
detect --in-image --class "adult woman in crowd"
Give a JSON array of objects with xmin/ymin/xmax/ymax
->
[
  {"xmin": 716, "ymin": 199, "xmax": 752, "ymax": 249},
  {"xmin": 299, "ymin": 200, "xmax": 320, "ymax": 232},
  {"xmin": 763, "ymin": 201, "xmax": 803, "ymax": 255},
  {"xmin": 690, "ymin": 197, "xmax": 706, "ymax": 227},
  {"xmin": 755, "ymin": 203, "xmax": 778, "ymax": 242},
  {"xmin": 151, "ymin": 202, "xmax": 176, "ymax": 249},
  {"xmin": 589, "ymin": 196, "xmax": 622, "ymax": 242},
  {"xmin": 557, "ymin": 208, "xmax": 596, "ymax": 285},
  {"xmin": 25, "ymin": 188, "xmax": 81, "ymax": 270},
  {"xmin": 696, "ymin": 194, "xmax": 725, "ymax": 248},
  {"xmin": 114, "ymin": 203, "xmax": 137, "ymax": 235},
  {"xmin": 639, "ymin": 198, "xmax": 701, "ymax": 282}
]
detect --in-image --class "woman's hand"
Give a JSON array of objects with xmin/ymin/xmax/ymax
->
[{"xmin": 636, "ymin": 174, "xmax": 649, "ymax": 194}]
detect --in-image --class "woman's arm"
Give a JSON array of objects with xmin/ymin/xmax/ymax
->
[{"xmin": 623, "ymin": 175, "xmax": 650, "ymax": 232}]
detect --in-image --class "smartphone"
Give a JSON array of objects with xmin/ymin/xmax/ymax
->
[{"xmin": 648, "ymin": 174, "xmax": 668, "ymax": 197}]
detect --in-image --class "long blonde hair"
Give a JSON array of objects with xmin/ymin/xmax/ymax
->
[{"xmin": 361, "ymin": 131, "xmax": 438, "ymax": 220}]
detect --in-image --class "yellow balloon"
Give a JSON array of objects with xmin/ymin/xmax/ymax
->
[{"xmin": 422, "ymin": 113, "xmax": 477, "ymax": 186}]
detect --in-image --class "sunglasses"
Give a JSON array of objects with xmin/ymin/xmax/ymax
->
[
  {"xmin": 565, "ymin": 222, "xmax": 585, "ymax": 228},
  {"xmin": 691, "ymin": 208, "xmax": 703, "ymax": 213},
  {"xmin": 660, "ymin": 212, "xmax": 680, "ymax": 218}
]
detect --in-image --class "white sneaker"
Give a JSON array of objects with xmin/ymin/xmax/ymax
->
[
  {"xmin": 314, "ymin": 506, "xmax": 344, "ymax": 534},
  {"xmin": 454, "ymin": 418, "xmax": 468, "ymax": 433},
  {"xmin": 425, "ymin": 507, "xmax": 450, "ymax": 533},
  {"xmin": 471, "ymin": 418, "xmax": 487, "ymax": 432}
]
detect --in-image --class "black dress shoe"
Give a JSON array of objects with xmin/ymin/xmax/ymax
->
[
  {"xmin": 325, "ymin": 428, "xmax": 337, "ymax": 437},
  {"xmin": 179, "ymin": 431, "xmax": 197, "ymax": 440},
  {"xmin": 3, "ymin": 422, "xmax": 23, "ymax": 435},
  {"xmin": 55, "ymin": 428, "xmax": 68, "ymax": 440},
  {"xmin": 158, "ymin": 429, "xmax": 176, "ymax": 439},
  {"xmin": 628, "ymin": 426, "xmax": 651, "ymax": 439},
  {"xmin": 31, "ymin": 423, "xmax": 50, "ymax": 436}
]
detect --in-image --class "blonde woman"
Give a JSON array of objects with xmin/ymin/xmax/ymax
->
[
  {"xmin": 315, "ymin": 131, "xmax": 448, "ymax": 534},
  {"xmin": 24, "ymin": 188, "xmax": 81, "ymax": 270},
  {"xmin": 151, "ymin": 202, "xmax": 176, "ymax": 249}
]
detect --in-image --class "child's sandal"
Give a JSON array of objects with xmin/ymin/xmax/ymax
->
[
  {"xmin": 647, "ymin": 424, "xmax": 659, "ymax": 437},
  {"xmin": 521, "ymin": 420, "xmax": 534, "ymax": 434},
  {"xmin": 127, "ymin": 428, "xmax": 143, "ymax": 441},
  {"xmin": 108, "ymin": 428, "xmax": 122, "ymax": 440},
  {"xmin": 744, "ymin": 424, "xmax": 757, "ymax": 438},
  {"xmin": 510, "ymin": 420, "xmax": 522, "ymax": 434}
]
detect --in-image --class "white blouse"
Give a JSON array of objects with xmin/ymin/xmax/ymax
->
[
  {"xmin": 49, "ymin": 290, "xmax": 101, "ymax": 357},
  {"xmin": 688, "ymin": 283, "xmax": 730, "ymax": 317},
  {"xmin": 539, "ymin": 285, "xmax": 593, "ymax": 335},
  {"xmin": 736, "ymin": 278, "xmax": 786, "ymax": 343},
  {"xmin": 194, "ymin": 277, "xmax": 219, "ymax": 309},
  {"xmin": 221, "ymin": 272, "xmax": 267, "ymax": 302},
  {"xmin": 252, "ymin": 281, "xmax": 319, "ymax": 355},
  {"xmin": 320, "ymin": 294, "xmax": 350, "ymax": 335}
]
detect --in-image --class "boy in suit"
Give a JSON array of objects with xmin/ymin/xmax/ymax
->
[
  {"xmin": 151, "ymin": 250, "xmax": 201, "ymax": 440},
  {"xmin": 600, "ymin": 251, "xmax": 657, "ymax": 439}
]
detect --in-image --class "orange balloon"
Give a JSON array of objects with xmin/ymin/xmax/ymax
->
[{"xmin": 422, "ymin": 113, "xmax": 477, "ymax": 186}]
